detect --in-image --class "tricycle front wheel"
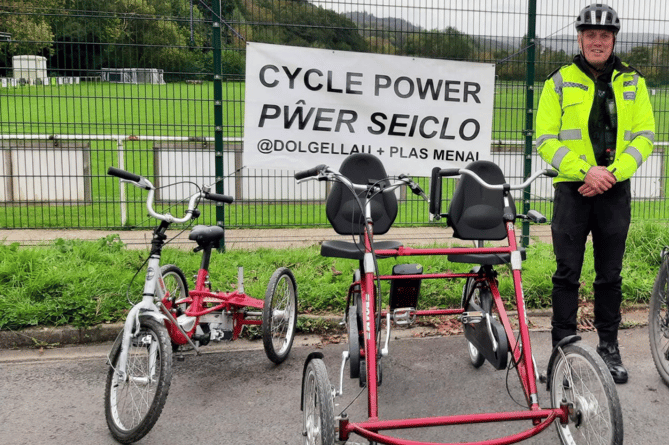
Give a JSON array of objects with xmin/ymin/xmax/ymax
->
[
  {"xmin": 550, "ymin": 342, "xmax": 623, "ymax": 445},
  {"xmin": 302, "ymin": 358, "xmax": 335, "ymax": 445}
]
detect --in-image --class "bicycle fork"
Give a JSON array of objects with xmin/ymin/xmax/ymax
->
[{"xmin": 112, "ymin": 255, "xmax": 175, "ymax": 381}]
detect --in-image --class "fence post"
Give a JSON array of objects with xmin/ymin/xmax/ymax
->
[
  {"xmin": 523, "ymin": 0, "xmax": 538, "ymax": 247},
  {"xmin": 116, "ymin": 137, "xmax": 127, "ymax": 226},
  {"xmin": 212, "ymin": 0, "xmax": 226, "ymax": 250}
]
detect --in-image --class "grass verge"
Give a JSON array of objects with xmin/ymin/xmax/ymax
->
[{"xmin": 0, "ymin": 221, "xmax": 667, "ymax": 331}]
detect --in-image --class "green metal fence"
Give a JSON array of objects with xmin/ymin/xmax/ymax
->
[{"xmin": 1, "ymin": 0, "xmax": 667, "ymax": 233}]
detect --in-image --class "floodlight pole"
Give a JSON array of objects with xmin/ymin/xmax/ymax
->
[{"xmin": 522, "ymin": 0, "xmax": 537, "ymax": 248}]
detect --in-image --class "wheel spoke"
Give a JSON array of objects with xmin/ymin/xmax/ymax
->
[
  {"xmin": 551, "ymin": 343, "xmax": 621, "ymax": 445},
  {"xmin": 650, "ymin": 264, "xmax": 669, "ymax": 383},
  {"xmin": 302, "ymin": 359, "xmax": 334, "ymax": 445},
  {"xmin": 263, "ymin": 269, "xmax": 297, "ymax": 363},
  {"xmin": 105, "ymin": 318, "xmax": 172, "ymax": 443}
]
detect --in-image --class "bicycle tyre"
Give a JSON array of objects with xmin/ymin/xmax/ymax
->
[
  {"xmin": 348, "ymin": 304, "xmax": 362, "ymax": 379},
  {"xmin": 461, "ymin": 276, "xmax": 489, "ymax": 368},
  {"xmin": 262, "ymin": 267, "xmax": 298, "ymax": 364},
  {"xmin": 161, "ymin": 264, "xmax": 188, "ymax": 302},
  {"xmin": 649, "ymin": 255, "xmax": 669, "ymax": 386},
  {"xmin": 302, "ymin": 358, "xmax": 336, "ymax": 445},
  {"xmin": 549, "ymin": 341, "xmax": 623, "ymax": 445},
  {"xmin": 104, "ymin": 317, "xmax": 173, "ymax": 444},
  {"xmin": 160, "ymin": 264, "xmax": 190, "ymax": 349}
]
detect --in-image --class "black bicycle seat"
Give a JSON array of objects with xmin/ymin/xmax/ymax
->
[
  {"xmin": 189, "ymin": 225, "xmax": 225, "ymax": 248},
  {"xmin": 325, "ymin": 153, "xmax": 398, "ymax": 236},
  {"xmin": 447, "ymin": 160, "xmax": 516, "ymax": 241},
  {"xmin": 447, "ymin": 248, "xmax": 526, "ymax": 265},
  {"xmin": 321, "ymin": 239, "xmax": 403, "ymax": 260}
]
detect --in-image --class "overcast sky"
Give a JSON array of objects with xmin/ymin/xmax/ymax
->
[{"xmin": 312, "ymin": 0, "xmax": 668, "ymax": 38}]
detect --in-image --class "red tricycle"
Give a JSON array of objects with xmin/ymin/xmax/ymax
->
[
  {"xmin": 104, "ymin": 167, "xmax": 297, "ymax": 444},
  {"xmin": 296, "ymin": 153, "xmax": 622, "ymax": 445}
]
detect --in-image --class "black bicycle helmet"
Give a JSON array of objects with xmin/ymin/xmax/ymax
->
[{"xmin": 575, "ymin": 3, "xmax": 620, "ymax": 34}]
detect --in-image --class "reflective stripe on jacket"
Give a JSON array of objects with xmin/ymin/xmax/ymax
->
[{"xmin": 536, "ymin": 62, "xmax": 655, "ymax": 183}]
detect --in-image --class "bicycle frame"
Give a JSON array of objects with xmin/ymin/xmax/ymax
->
[
  {"xmin": 109, "ymin": 171, "xmax": 231, "ymax": 380},
  {"xmin": 106, "ymin": 166, "xmax": 297, "ymax": 444},
  {"xmin": 305, "ymin": 168, "xmax": 570, "ymax": 445},
  {"xmin": 168, "ymin": 265, "xmax": 265, "ymax": 343}
]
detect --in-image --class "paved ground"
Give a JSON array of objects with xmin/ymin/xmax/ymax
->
[
  {"xmin": 1, "ymin": 325, "xmax": 667, "ymax": 445},
  {"xmin": 0, "ymin": 225, "xmax": 553, "ymax": 250}
]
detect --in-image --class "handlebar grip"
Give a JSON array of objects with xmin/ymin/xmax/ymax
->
[
  {"xmin": 438, "ymin": 168, "xmax": 461, "ymax": 177},
  {"xmin": 205, "ymin": 192, "xmax": 234, "ymax": 204},
  {"xmin": 429, "ymin": 167, "xmax": 442, "ymax": 217},
  {"xmin": 527, "ymin": 209, "xmax": 547, "ymax": 224},
  {"xmin": 107, "ymin": 166, "xmax": 141, "ymax": 183},
  {"xmin": 545, "ymin": 169, "xmax": 559, "ymax": 178},
  {"xmin": 295, "ymin": 164, "xmax": 326, "ymax": 180}
]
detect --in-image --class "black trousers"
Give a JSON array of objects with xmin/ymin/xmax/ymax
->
[{"xmin": 550, "ymin": 180, "xmax": 631, "ymax": 347}]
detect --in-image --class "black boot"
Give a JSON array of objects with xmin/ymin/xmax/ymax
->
[{"xmin": 596, "ymin": 341, "xmax": 628, "ymax": 384}]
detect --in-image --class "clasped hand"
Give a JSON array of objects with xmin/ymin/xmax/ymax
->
[{"xmin": 579, "ymin": 166, "xmax": 616, "ymax": 197}]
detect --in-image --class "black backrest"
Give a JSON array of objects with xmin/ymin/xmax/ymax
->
[
  {"xmin": 447, "ymin": 160, "xmax": 514, "ymax": 241},
  {"xmin": 326, "ymin": 153, "xmax": 398, "ymax": 235}
]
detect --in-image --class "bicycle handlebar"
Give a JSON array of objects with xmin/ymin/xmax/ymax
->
[
  {"xmin": 437, "ymin": 166, "xmax": 558, "ymax": 190},
  {"xmin": 205, "ymin": 192, "xmax": 234, "ymax": 204},
  {"xmin": 108, "ymin": 166, "xmax": 142, "ymax": 183},
  {"xmin": 107, "ymin": 166, "xmax": 234, "ymax": 223},
  {"xmin": 295, "ymin": 164, "xmax": 427, "ymax": 199},
  {"xmin": 294, "ymin": 164, "xmax": 327, "ymax": 181}
]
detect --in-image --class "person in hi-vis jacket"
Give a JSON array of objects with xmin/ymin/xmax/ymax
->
[{"xmin": 536, "ymin": 3, "xmax": 655, "ymax": 384}]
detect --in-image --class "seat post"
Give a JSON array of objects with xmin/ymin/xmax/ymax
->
[{"xmin": 199, "ymin": 244, "xmax": 213, "ymax": 272}]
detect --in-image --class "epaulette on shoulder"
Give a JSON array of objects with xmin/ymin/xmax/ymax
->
[
  {"xmin": 546, "ymin": 64, "xmax": 570, "ymax": 81},
  {"xmin": 626, "ymin": 63, "xmax": 645, "ymax": 77},
  {"xmin": 616, "ymin": 58, "xmax": 645, "ymax": 77}
]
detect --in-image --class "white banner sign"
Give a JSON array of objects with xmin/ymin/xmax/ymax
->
[{"xmin": 243, "ymin": 42, "xmax": 496, "ymax": 176}]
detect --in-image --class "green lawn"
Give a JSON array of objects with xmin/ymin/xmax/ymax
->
[
  {"xmin": 1, "ymin": 81, "xmax": 668, "ymax": 229},
  {"xmin": 1, "ymin": 81, "xmax": 245, "ymax": 137}
]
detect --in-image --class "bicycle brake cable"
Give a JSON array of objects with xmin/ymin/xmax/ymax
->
[
  {"xmin": 505, "ymin": 329, "xmax": 530, "ymax": 408},
  {"xmin": 126, "ymin": 255, "xmax": 151, "ymax": 306}
]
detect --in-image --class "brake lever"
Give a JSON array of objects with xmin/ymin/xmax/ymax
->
[{"xmin": 399, "ymin": 174, "xmax": 429, "ymax": 202}]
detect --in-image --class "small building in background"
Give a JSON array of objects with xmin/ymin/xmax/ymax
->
[
  {"xmin": 101, "ymin": 68, "xmax": 165, "ymax": 84},
  {"xmin": 12, "ymin": 55, "xmax": 47, "ymax": 83}
]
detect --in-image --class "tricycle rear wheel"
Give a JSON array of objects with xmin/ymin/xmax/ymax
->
[
  {"xmin": 462, "ymin": 276, "xmax": 491, "ymax": 368},
  {"xmin": 262, "ymin": 267, "xmax": 298, "ymax": 364}
]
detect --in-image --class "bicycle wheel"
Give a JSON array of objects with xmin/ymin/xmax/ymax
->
[
  {"xmin": 161, "ymin": 264, "xmax": 188, "ymax": 302},
  {"xmin": 462, "ymin": 276, "xmax": 491, "ymax": 368},
  {"xmin": 649, "ymin": 255, "xmax": 669, "ymax": 386},
  {"xmin": 302, "ymin": 358, "xmax": 336, "ymax": 445},
  {"xmin": 349, "ymin": 269, "xmax": 363, "ymax": 379},
  {"xmin": 104, "ymin": 317, "xmax": 173, "ymax": 444},
  {"xmin": 160, "ymin": 264, "xmax": 190, "ymax": 350},
  {"xmin": 348, "ymin": 304, "xmax": 362, "ymax": 379},
  {"xmin": 262, "ymin": 267, "xmax": 298, "ymax": 364},
  {"xmin": 550, "ymin": 342, "xmax": 623, "ymax": 445}
]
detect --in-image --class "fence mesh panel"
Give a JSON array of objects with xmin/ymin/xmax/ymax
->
[{"xmin": 1, "ymin": 0, "xmax": 667, "ymax": 231}]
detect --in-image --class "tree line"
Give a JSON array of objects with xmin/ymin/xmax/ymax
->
[{"xmin": 2, "ymin": 0, "xmax": 668, "ymax": 85}]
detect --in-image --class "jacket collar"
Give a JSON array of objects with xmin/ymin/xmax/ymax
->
[{"xmin": 573, "ymin": 54, "xmax": 634, "ymax": 81}]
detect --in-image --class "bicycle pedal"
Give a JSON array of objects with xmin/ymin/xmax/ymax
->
[
  {"xmin": 392, "ymin": 307, "xmax": 417, "ymax": 326},
  {"xmin": 175, "ymin": 354, "xmax": 185, "ymax": 362},
  {"xmin": 460, "ymin": 311, "xmax": 484, "ymax": 324}
]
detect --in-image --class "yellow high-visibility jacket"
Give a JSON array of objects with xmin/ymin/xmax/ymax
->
[{"xmin": 536, "ymin": 61, "xmax": 655, "ymax": 184}]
